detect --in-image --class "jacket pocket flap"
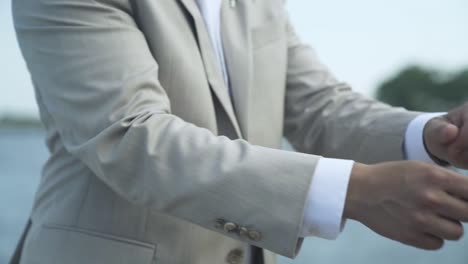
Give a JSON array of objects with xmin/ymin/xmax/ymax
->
[{"xmin": 36, "ymin": 224, "xmax": 156, "ymax": 264}]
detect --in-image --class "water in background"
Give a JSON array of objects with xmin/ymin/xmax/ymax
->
[{"xmin": 1, "ymin": 128, "xmax": 468, "ymax": 264}]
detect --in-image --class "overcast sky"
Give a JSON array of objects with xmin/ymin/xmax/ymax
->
[{"xmin": 1, "ymin": 0, "xmax": 467, "ymax": 117}]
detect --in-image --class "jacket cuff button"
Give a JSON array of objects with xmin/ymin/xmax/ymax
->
[
  {"xmin": 247, "ymin": 230, "xmax": 261, "ymax": 241},
  {"xmin": 215, "ymin": 219, "xmax": 226, "ymax": 229},
  {"xmin": 223, "ymin": 222, "xmax": 238, "ymax": 233},
  {"xmin": 239, "ymin": 226, "xmax": 249, "ymax": 238}
]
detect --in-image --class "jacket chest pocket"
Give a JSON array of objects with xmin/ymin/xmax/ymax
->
[{"xmin": 32, "ymin": 224, "xmax": 157, "ymax": 264}]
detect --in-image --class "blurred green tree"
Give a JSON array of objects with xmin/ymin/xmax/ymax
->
[{"xmin": 376, "ymin": 66, "xmax": 468, "ymax": 112}]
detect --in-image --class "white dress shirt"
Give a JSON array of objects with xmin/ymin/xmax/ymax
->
[{"xmin": 195, "ymin": 0, "xmax": 443, "ymax": 240}]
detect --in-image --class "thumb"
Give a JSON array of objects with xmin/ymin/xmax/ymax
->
[{"xmin": 430, "ymin": 117, "xmax": 459, "ymax": 145}]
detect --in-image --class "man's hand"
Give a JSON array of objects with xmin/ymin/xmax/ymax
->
[
  {"xmin": 344, "ymin": 161, "xmax": 468, "ymax": 250},
  {"xmin": 424, "ymin": 103, "xmax": 468, "ymax": 168}
]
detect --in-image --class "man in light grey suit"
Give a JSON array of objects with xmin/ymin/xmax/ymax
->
[{"xmin": 11, "ymin": 0, "xmax": 468, "ymax": 263}]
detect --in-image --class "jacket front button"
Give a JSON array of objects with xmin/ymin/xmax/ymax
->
[
  {"xmin": 226, "ymin": 248, "xmax": 244, "ymax": 264},
  {"xmin": 247, "ymin": 230, "xmax": 262, "ymax": 241},
  {"xmin": 223, "ymin": 222, "xmax": 238, "ymax": 233}
]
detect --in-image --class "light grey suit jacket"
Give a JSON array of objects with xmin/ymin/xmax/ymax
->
[{"xmin": 12, "ymin": 0, "xmax": 419, "ymax": 263}]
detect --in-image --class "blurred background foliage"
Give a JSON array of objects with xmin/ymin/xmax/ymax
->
[{"xmin": 376, "ymin": 66, "xmax": 468, "ymax": 112}]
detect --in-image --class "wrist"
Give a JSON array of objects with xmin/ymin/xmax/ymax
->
[{"xmin": 343, "ymin": 162, "xmax": 370, "ymax": 221}]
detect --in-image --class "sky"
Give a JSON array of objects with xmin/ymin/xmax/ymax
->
[{"xmin": 0, "ymin": 0, "xmax": 467, "ymax": 117}]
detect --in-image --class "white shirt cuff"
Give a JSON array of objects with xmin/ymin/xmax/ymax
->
[
  {"xmin": 404, "ymin": 113, "xmax": 446, "ymax": 163},
  {"xmin": 300, "ymin": 157, "xmax": 354, "ymax": 239}
]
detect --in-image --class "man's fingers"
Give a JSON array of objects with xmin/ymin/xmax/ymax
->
[
  {"xmin": 444, "ymin": 171, "xmax": 468, "ymax": 201},
  {"xmin": 430, "ymin": 117, "xmax": 459, "ymax": 145},
  {"xmin": 450, "ymin": 124, "xmax": 468, "ymax": 156},
  {"xmin": 436, "ymin": 192, "xmax": 468, "ymax": 222},
  {"xmin": 441, "ymin": 124, "xmax": 459, "ymax": 145},
  {"xmin": 401, "ymin": 232, "xmax": 444, "ymax": 250},
  {"xmin": 419, "ymin": 215, "xmax": 464, "ymax": 241},
  {"xmin": 424, "ymin": 117, "xmax": 459, "ymax": 164},
  {"xmin": 447, "ymin": 149, "xmax": 468, "ymax": 168}
]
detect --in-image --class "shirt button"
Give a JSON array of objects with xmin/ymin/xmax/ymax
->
[
  {"xmin": 223, "ymin": 222, "xmax": 238, "ymax": 233},
  {"xmin": 226, "ymin": 248, "xmax": 244, "ymax": 264},
  {"xmin": 248, "ymin": 230, "xmax": 262, "ymax": 241}
]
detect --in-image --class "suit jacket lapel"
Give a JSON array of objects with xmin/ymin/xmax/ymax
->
[
  {"xmin": 221, "ymin": 0, "xmax": 253, "ymax": 139},
  {"xmin": 178, "ymin": 0, "xmax": 243, "ymax": 138}
]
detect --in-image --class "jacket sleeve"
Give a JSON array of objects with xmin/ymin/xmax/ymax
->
[
  {"xmin": 13, "ymin": 0, "xmax": 313, "ymax": 257},
  {"xmin": 283, "ymin": 10, "xmax": 421, "ymax": 164}
]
